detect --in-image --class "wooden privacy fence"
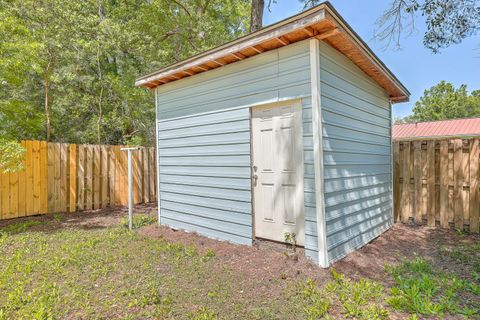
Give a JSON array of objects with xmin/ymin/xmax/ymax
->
[
  {"xmin": 394, "ymin": 138, "xmax": 480, "ymax": 233},
  {"xmin": 0, "ymin": 141, "xmax": 156, "ymax": 220}
]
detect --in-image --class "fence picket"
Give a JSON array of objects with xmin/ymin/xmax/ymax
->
[
  {"xmin": 32, "ymin": 140, "xmax": 41, "ymax": 214},
  {"xmin": 93, "ymin": 145, "xmax": 101, "ymax": 209},
  {"xmin": 413, "ymin": 141, "xmax": 422, "ymax": 223},
  {"xmin": 47, "ymin": 143, "xmax": 55, "ymax": 212},
  {"xmin": 40, "ymin": 141, "xmax": 48, "ymax": 214},
  {"xmin": 86, "ymin": 146, "xmax": 93, "ymax": 210},
  {"xmin": 401, "ymin": 142, "xmax": 411, "ymax": 223},
  {"xmin": 17, "ymin": 141, "xmax": 26, "ymax": 217},
  {"xmin": 149, "ymin": 148, "xmax": 156, "ymax": 202},
  {"xmin": 25, "ymin": 141, "xmax": 34, "ymax": 214},
  {"xmin": 426, "ymin": 141, "xmax": 435, "ymax": 227},
  {"xmin": 69, "ymin": 144, "xmax": 77, "ymax": 212},
  {"xmin": 469, "ymin": 139, "xmax": 479, "ymax": 232},
  {"xmin": 109, "ymin": 146, "xmax": 116, "ymax": 206},
  {"xmin": 133, "ymin": 150, "xmax": 142, "ymax": 204},
  {"xmin": 1, "ymin": 174, "xmax": 9, "ymax": 218},
  {"xmin": 439, "ymin": 140, "xmax": 449, "ymax": 228},
  {"xmin": 77, "ymin": 145, "xmax": 85, "ymax": 211},
  {"xmin": 143, "ymin": 148, "xmax": 150, "ymax": 203},
  {"xmin": 9, "ymin": 170, "xmax": 18, "ymax": 219},
  {"xmin": 454, "ymin": 139, "xmax": 464, "ymax": 230},
  {"xmin": 101, "ymin": 146, "xmax": 109, "ymax": 207},
  {"xmin": 60, "ymin": 144, "xmax": 68, "ymax": 212}
]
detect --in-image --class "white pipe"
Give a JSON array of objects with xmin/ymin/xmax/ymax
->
[
  {"xmin": 127, "ymin": 150, "xmax": 133, "ymax": 230},
  {"xmin": 121, "ymin": 147, "xmax": 140, "ymax": 231}
]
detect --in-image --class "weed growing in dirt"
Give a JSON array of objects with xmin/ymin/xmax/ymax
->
[
  {"xmin": 0, "ymin": 220, "xmax": 43, "ymax": 235},
  {"xmin": 202, "ymin": 248, "xmax": 216, "ymax": 262},
  {"xmin": 326, "ymin": 269, "xmax": 388, "ymax": 319},
  {"xmin": 53, "ymin": 213, "xmax": 63, "ymax": 222},
  {"xmin": 300, "ymin": 279, "xmax": 330, "ymax": 319},
  {"xmin": 188, "ymin": 306, "xmax": 218, "ymax": 320},
  {"xmin": 296, "ymin": 270, "xmax": 388, "ymax": 320},
  {"xmin": 442, "ymin": 240, "xmax": 480, "ymax": 277},
  {"xmin": 120, "ymin": 214, "xmax": 156, "ymax": 229},
  {"xmin": 284, "ymin": 232, "xmax": 297, "ymax": 252},
  {"xmin": 385, "ymin": 256, "xmax": 480, "ymax": 317}
]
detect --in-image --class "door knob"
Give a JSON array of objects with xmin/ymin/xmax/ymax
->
[{"xmin": 253, "ymin": 174, "xmax": 258, "ymax": 186}]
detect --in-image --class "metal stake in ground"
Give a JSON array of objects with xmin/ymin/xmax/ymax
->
[{"xmin": 121, "ymin": 147, "xmax": 141, "ymax": 230}]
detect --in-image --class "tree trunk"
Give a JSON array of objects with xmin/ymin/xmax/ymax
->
[
  {"xmin": 250, "ymin": 0, "xmax": 264, "ymax": 32},
  {"xmin": 97, "ymin": 86, "xmax": 103, "ymax": 144},
  {"xmin": 44, "ymin": 77, "xmax": 51, "ymax": 142}
]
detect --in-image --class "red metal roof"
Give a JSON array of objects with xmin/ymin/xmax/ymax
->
[{"xmin": 393, "ymin": 118, "xmax": 480, "ymax": 140}]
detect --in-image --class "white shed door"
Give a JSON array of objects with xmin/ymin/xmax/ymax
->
[{"xmin": 252, "ymin": 100, "xmax": 305, "ymax": 245}]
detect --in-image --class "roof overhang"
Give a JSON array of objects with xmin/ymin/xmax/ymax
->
[{"xmin": 135, "ymin": 1, "xmax": 410, "ymax": 103}]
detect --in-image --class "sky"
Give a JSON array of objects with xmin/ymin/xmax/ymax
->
[{"xmin": 263, "ymin": 0, "xmax": 480, "ymax": 119}]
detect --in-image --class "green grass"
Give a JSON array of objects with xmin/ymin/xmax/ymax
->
[
  {"xmin": 0, "ymin": 217, "xmax": 479, "ymax": 319},
  {"xmin": 385, "ymin": 257, "xmax": 480, "ymax": 317},
  {"xmin": 293, "ymin": 270, "xmax": 389, "ymax": 320},
  {"xmin": 0, "ymin": 219, "xmax": 305, "ymax": 319},
  {"xmin": 120, "ymin": 213, "xmax": 157, "ymax": 229}
]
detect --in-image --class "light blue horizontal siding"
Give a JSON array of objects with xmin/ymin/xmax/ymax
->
[
  {"xmin": 156, "ymin": 40, "xmax": 312, "ymax": 246},
  {"xmin": 319, "ymin": 41, "xmax": 393, "ymax": 263},
  {"xmin": 158, "ymin": 107, "xmax": 252, "ymax": 244},
  {"xmin": 156, "ymin": 41, "xmax": 311, "ymax": 120}
]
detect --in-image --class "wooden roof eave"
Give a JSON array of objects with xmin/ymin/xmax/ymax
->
[
  {"xmin": 135, "ymin": 7, "xmax": 328, "ymax": 88},
  {"xmin": 135, "ymin": 2, "xmax": 410, "ymax": 103}
]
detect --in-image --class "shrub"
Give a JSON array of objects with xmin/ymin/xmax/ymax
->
[{"xmin": 0, "ymin": 139, "xmax": 25, "ymax": 173}]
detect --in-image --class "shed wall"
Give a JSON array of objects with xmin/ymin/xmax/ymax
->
[
  {"xmin": 319, "ymin": 42, "xmax": 393, "ymax": 263},
  {"xmin": 156, "ymin": 41, "xmax": 314, "ymax": 248}
]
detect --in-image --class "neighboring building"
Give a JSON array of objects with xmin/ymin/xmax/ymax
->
[
  {"xmin": 393, "ymin": 118, "xmax": 480, "ymax": 140},
  {"xmin": 136, "ymin": 2, "xmax": 409, "ymax": 267}
]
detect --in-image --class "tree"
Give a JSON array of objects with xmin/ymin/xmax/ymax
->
[
  {"xmin": 374, "ymin": 0, "xmax": 480, "ymax": 52},
  {"xmin": 299, "ymin": 0, "xmax": 479, "ymax": 53},
  {"xmin": 399, "ymin": 81, "xmax": 480, "ymax": 123},
  {"xmin": 250, "ymin": 0, "xmax": 265, "ymax": 32},
  {"xmin": 0, "ymin": 0, "xmax": 250, "ymax": 146}
]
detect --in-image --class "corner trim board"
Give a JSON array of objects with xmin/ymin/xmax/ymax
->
[
  {"xmin": 155, "ymin": 88, "xmax": 162, "ymax": 225},
  {"xmin": 309, "ymin": 38, "xmax": 329, "ymax": 268}
]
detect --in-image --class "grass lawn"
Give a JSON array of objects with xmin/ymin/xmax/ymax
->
[{"xmin": 0, "ymin": 205, "xmax": 479, "ymax": 319}]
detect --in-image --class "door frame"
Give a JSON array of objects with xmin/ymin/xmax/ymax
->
[{"xmin": 249, "ymin": 98, "xmax": 305, "ymax": 244}]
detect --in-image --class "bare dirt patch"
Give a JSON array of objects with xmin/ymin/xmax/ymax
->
[{"xmin": 334, "ymin": 223, "xmax": 480, "ymax": 283}]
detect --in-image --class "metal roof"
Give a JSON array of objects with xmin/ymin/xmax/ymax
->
[{"xmin": 393, "ymin": 118, "xmax": 480, "ymax": 140}]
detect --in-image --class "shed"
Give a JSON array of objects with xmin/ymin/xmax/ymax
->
[{"xmin": 135, "ymin": 2, "xmax": 409, "ymax": 267}]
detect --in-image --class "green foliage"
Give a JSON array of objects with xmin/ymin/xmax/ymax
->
[
  {"xmin": 188, "ymin": 306, "xmax": 218, "ymax": 320},
  {"xmin": 202, "ymin": 248, "xmax": 216, "ymax": 262},
  {"xmin": 385, "ymin": 257, "xmax": 480, "ymax": 317},
  {"xmin": 296, "ymin": 271, "xmax": 387, "ymax": 320},
  {"xmin": 300, "ymin": 279, "xmax": 330, "ymax": 319},
  {"xmin": 0, "ymin": 0, "xmax": 250, "ymax": 145},
  {"xmin": 0, "ymin": 220, "xmax": 43, "ymax": 236},
  {"xmin": 0, "ymin": 139, "xmax": 25, "ymax": 173},
  {"xmin": 302, "ymin": 1, "xmax": 479, "ymax": 52},
  {"xmin": 398, "ymin": 81, "xmax": 480, "ymax": 123},
  {"xmin": 327, "ymin": 269, "xmax": 388, "ymax": 319},
  {"xmin": 284, "ymin": 231, "xmax": 297, "ymax": 252},
  {"xmin": 120, "ymin": 214, "xmax": 156, "ymax": 229},
  {"xmin": 373, "ymin": 0, "xmax": 480, "ymax": 52}
]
